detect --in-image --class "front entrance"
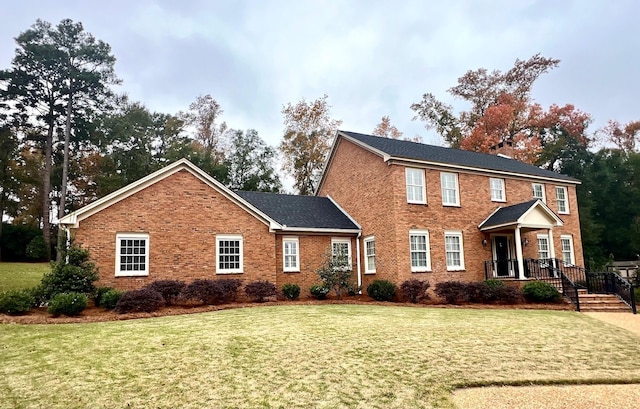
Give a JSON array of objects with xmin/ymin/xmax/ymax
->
[{"xmin": 494, "ymin": 236, "xmax": 510, "ymax": 277}]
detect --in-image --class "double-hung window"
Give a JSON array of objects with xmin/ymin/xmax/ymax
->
[
  {"xmin": 556, "ymin": 186, "xmax": 569, "ymax": 214},
  {"xmin": 441, "ymin": 172, "xmax": 460, "ymax": 206},
  {"xmin": 283, "ymin": 237, "xmax": 299, "ymax": 272},
  {"xmin": 444, "ymin": 231, "xmax": 465, "ymax": 271},
  {"xmin": 216, "ymin": 234, "xmax": 243, "ymax": 274},
  {"xmin": 490, "ymin": 178, "xmax": 505, "ymax": 202},
  {"xmin": 331, "ymin": 238, "xmax": 352, "ymax": 269},
  {"xmin": 532, "ymin": 183, "xmax": 546, "ymax": 202},
  {"xmin": 364, "ymin": 237, "xmax": 376, "ymax": 274},
  {"xmin": 115, "ymin": 233, "xmax": 149, "ymax": 277},
  {"xmin": 405, "ymin": 168, "xmax": 426, "ymax": 204},
  {"xmin": 560, "ymin": 235, "xmax": 575, "ymax": 265},
  {"xmin": 537, "ymin": 235, "xmax": 550, "ymax": 260},
  {"xmin": 409, "ymin": 230, "xmax": 431, "ymax": 272}
]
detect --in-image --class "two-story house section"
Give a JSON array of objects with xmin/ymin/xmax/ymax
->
[{"xmin": 317, "ymin": 131, "xmax": 584, "ymax": 289}]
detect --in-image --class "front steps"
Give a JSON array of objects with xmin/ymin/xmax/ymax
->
[{"xmin": 578, "ymin": 293, "xmax": 632, "ymax": 312}]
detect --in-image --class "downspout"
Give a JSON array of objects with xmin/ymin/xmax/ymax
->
[{"xmin": 356, "ymin": 232, "xmax": 362, "ymax": 293}]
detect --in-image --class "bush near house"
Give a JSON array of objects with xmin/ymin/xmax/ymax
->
[
  {"xmin": 282, "ymin": 283, "xmax": 301, "ymax": 300},
  {"xmin": 315, "ymin": 247, "xmax": 354, "ymax": 299},
  {"xmin": 367, "ymin": 280, "xmax": 396, "ymax": 301},
  {"xmin": 522, "ymin": 281, "xmax": 561, "ymax": 303},
  {"xmin": 434, "ymin": 280, "xmax": 521, "ymax": 304},
  {"xmin": 47, "ymin": 292, "xmax": 88, "ymax": 317},
  {"xmin": 310, "ymin": 284, "xmax": 330, "ymax": 300},
  {"xmin": 245, "ymin": 280, "xmax": 277, "ymax": 302},
  {"xmin": 144, "ymin": 280, "xmax": 186, "ymax": 306},
  {"xmin": 100, "ymin": 289, "xmax": 122, "ymax": 310},
  {"xmin": 114, "ymin": 289, "xmax": 164, "ymax": 313},
  {"xmin": 38, "ymin": 245, "xmax": 99, "ymax": 300},
  {"xmin": 434, "ymin": 281, "xmax": 468, "ymax": 304},
  {"xmin": 182, "ymin": 279, "xmax": 243, "ymax": 305},
  {"xmin": 0, "ymin": 289, "xmax": 35, "ymax": 315},
  {"xmin": 400, "ymin": 279, "xmax": 431, "ymax": 303}
]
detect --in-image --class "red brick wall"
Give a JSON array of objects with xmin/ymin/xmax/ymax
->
[
  {"xmin": 319, "ymin": 137, "xmax": 585, "ymax": 287},
  {"xmin": 73, "ymin": 169, "xmax": 277, "ymax": 291}
]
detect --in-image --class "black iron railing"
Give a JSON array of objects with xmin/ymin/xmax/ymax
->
[
  {"xmin": 485, "ymin": 258, "xmax": 587, "ymax": 286},
  {"xmin": 560, "ymin": 271, "xmax": 580, "ymax": 311},
  {"xmin": 586, "ymin": 271, "xmax": 637, "ymax": 314}
]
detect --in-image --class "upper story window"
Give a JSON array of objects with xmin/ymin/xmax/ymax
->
[
  {"xmin": 405, "ymin": 168, "xmax": 426, "ymax": 204},
  {"xmin": 556, "ymin": 186, "xmax": 569, "ymax": 214},
  {"xmin": 440, "ymin": 172, "xmax": 460, "ymax": 206},
  {"xmin": 409, "ymin": 230, "xmax": 431, "ymax": 272},
  {"xmin": 217, "ymin": 234, "xmax": 243, "ymax": 274},
  {"xmin": 444, "ymin": 231, "xmax": 465, "ymax": 271},
  {"xmin": 532, "ymin": 183, "xmax": 546, "ymax": 202},
  {"xmin": 283, "ymin": 237, "xmax": 299, "ymax": 272},
  {"xmin": 490, "ymin": 178, "xmax": 505, "ymax": 202},
  {"xmin": 364, "ymin": 237, "xmax": 376, "ymax": 274},
  {"xmin": 331, "ymin": 238, "xmax": 352, "ymax": 269},
  {"xmin": 560, "ymin": 235, "xmax": 575, "ymax": 265},
  {"xmin": 115, "ymin": 233, "xmax": 149, "ymax": 277}
]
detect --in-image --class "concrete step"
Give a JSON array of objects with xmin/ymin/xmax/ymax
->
[{"xmin": 578, "ymin": 293, "xmax": 632, "ymax": 312}]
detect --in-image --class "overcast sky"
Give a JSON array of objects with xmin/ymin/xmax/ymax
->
[{"xmin": 1, "ymin": 0, "xmax": 638, "ymax": 149}]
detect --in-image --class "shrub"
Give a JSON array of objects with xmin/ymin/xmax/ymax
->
[
  {"xmin": 182, "ymin": 279, "xmax": 243, "ymax": 305},
  {"xmin": 114, "ymin": 289, "xmax": 164, "ymax": 313},
  {"xmin": 282, "ymin": 283, "xmax": 301, "ymax": 301},
  {"xmin": 47, "ymin": 292, "xmax": 88, "ymax": 317},
  {"xmin": 0, "ymin": 290, "xmax": 35, "ymax": 315},
  {"xmin": 491, "ymin": 285, "xmax": 521, "ymax": 304},
  {"xmin": 100, "ymin": 289, "xmax": 123, "ymax": 310},
  {"xmin": 434, "ymin": 281, "xmax": 468, "ymax": 304},
  {"xmin": 144, "ymin": 280, "xmax": 186, "ymax": 305},
  {"xmin": 245, "ymin": 280, "xmax": 277, "ymax": 302},
  {"xmin": 400, "ymin": 279, "xmax": 431, "ymax": 303},
  {"xmin": 315, "ymin": 247, "xmax": 354, "ymax": 299},
  {"xmin": 94, "ymin": 286, "xmax": 114, "ymax": 307},
  {"xmin": 522, "ymin": 281, "xmax": 561, "ymax": 303},
  {"xmin": 39, "ymin": 245, "xmax": 99, "ymax": 300},
  {"xmin": 367, "ymin": 280, "xmax": 396, "ymax": 301},
  {"xmin": 466, "ymin": 282, "xmax": 493, "ymax": 303},
  {"xmin": 25, "ymin": 234, "xmax": 48, "ymax": 261},
  {"xmin": 28, "ymin": 285, "xmax": 47, "ymax": 308},
  {"xmin": 310, "ymin": 284, "xmax": 330, "ymax": 300}
]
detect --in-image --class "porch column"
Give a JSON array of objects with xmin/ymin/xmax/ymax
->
[
  {"xmin": 514, "ymin": 226, "xmax": 525, "ymax": 279},
  {"xmin": 548, "ymin": 229, "xmax": 556, "ymax": 268}
]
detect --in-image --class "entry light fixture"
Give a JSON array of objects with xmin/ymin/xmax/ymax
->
[{"xmin": 482, "ymin": 239, "xmax": 488, "ymax": 247}]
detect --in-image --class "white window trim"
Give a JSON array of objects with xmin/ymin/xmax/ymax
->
[
  {"xmin": 331, "ymin": 238, "xmax": 352, "ymax": 268},
  {"xmin": 537, "ymin": 234, "xmax": 550, "ymax": 261},
  {"xmin": 490, "ymin": 178, "xmax": 506, "ymax": 202},
  {"xmin": 444, "ymin": 230, "xmax": 465, "ymax": 271},
  {"xmin": 216, "ymin": 234, "xmax": 244, "ymax": 274},
  {"xmin": 115, "ymin": 233, "xmax": 150, "ymax": 277},
  {"xmin": 405, "ymin": 167, "xmax": 427, "ymax": 204},
  {"xmin": 409, "ymin": 229, "xmax": 431, "ymax": 272},
  {"xmin": 440, "ymin": 172, "xmax": 460, "ymax": 206},
  {"xmin": 282, "ymin": 236, "xmax": 300, "ymax": 272},
  {"xmin": 560, "ymin": 235, "xmax": 575, "ymax": 265},
  {"xmin": 532, "ymin": 183, "xmax": 546, "ymax": 203},
  {"xmin": 364, "ymin": 236, "xmax": 376, "ymax": 274},
  {"xmin": 556, "ymin": 186, "xmax": 569, "ymax": 214}
]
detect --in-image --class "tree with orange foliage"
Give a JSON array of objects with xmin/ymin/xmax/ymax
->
[
  {"xmin": 372, "ymin": 116, "xmax": 404, "ymax": 139},
  {"xmin": 279, "ymin": 95, "xmax": 342, "ymax": 195},
  {"xmin": 600, "ymin": 120, "xmax": 640, "ymax": 152}
]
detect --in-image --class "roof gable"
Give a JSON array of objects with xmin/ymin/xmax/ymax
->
[
  {"xmin": 333, "ymin": 130, "xmax": 580, "ymax": 184},
  {"xmin": 478, "ymin": 199, "xmax": 563, "ymax": 231}
]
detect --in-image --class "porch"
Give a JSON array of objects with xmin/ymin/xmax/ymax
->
[{"xmin": 483, "ymin": 257, "xmax": 586, "ymax": 285}]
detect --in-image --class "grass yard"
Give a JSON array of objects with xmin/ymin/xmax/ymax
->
[
  {"xmin": 0, "ymin": 262, "xmax": 49, "ymax": 291},
  {"xmin": 1, "ymin": 305, "xmax": 640, "ymax": 409}
]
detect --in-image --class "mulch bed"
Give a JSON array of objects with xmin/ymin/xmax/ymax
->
[{"xmin": 0, "ymin": 296, "xmax": 574, "ymax": 325}]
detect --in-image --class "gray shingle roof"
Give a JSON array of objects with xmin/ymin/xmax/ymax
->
[
  {"xmin": 235, "ymin": 191, "xmax": 359, "ymax": 230},
  {"xmin": 478, "ymin": 199, "xmax": 540, "ymax": 229},
  {"xmin": 340, "ymin": 131, "xmax": 579, "ymax": 183}
]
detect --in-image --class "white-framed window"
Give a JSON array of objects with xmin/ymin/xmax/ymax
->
[
  {"xmin": 537, "ymin": 235, "xmax": 550, "ymax": 260},
  {"xmin": 440, "ymin": 172, "xmax": 460, "ymax": 206},
  {"xmin": 331, "ymin": 238, "xmax": 352, "ymax": 269},
  {"xmin": 364, "ymin": 237, "xmax": 376, "ymax": 274},
  {"xmin": 532, "ymin": 183, "xmax": 546, "ymax": 202},
  {"xmin": 556, "ymin": 186, "xmax": 569, "ymax": 214},
  {"xmin": 490, "ymin": 178, "xmax": 505, "ymax": 202},
  {"xmin": 216, "ymin": 234, "xmax": 243, "ymax": 274},
  {"xmin": 444, "ymin": 231, "xmax": 465, "ymax": 271},
  {"xmin": 283, "ymin": 237, "xmax": 299, "ymax": 272},
  {"xmin": 409, "ymin": 230, "xmax": 431, "ymax": 272},
  {"xmin": 405, "ymin": 167, "xmax": 426, "ymax": 204},
  {"xmin": 115, "ymin": 233, "xmax": 149, "ymax": 277},
  {"xmin": 560, "ymin": 235, "xmax": 575, "ymax": 265}
]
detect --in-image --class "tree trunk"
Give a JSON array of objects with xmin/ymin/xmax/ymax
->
[
  {"xmin": 57, "ymin": 87, "xmax": 73, "ymax": 262},
  {"xmin": 42, "ymin": 121, "xmax": 54, "ymax": 262}
]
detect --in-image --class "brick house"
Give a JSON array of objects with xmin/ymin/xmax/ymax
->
[{"xmin": 59, "ymin": 130, "xmax": 584, "ymax": 296}]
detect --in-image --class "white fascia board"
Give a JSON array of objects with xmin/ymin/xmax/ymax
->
[
  {"xmin": 326, "ymin": 195, "xmax": 362, "ymax": 229},
  {"xmin": 477, "ymin": 206, "xmax": 503, "ymax": 229},
  {"xmin": 388, "ymin": 158, "xmax": 581, "ymax": 185},
  {"xmin": 518, "ymin": 200, "xmax": 564, "ymax": 227},
  {"xmin": 279, "ymin": 227, "xmax": 362, "ymax": 234}
]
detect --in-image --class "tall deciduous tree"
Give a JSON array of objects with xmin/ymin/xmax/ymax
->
[
  {"xmin": 372, "ymin": 116, "xmax": 403, "ymax": 139},
  {"xmin": 280, "ymin": 95, "xmax": 342, "ymax": 195},
  {"xmin": 227, "ymin": 129, "xmax": 282, "ymax": 192},
  {"xmin": 600, "ymin": 120, "xmax": 640, "ymax": 152},
  {"xmin": 180, "ymin": 94, "xmax": 228, "ymax": 162}
]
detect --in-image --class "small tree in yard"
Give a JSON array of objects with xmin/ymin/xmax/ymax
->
[
  {"xmin": 39, "ymin": 244, "xmax": 99, "ymax": 300},
  {"xmin": 315, "ymin": 247, "xmax": 353, "ymax": 299}
]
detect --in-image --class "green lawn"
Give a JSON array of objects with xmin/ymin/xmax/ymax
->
[
  {"xmin": 0, "ymin": 262, "xmax": 49, "ymax": 291},
  {"xmin": 1, "ymin": 305, "xmax": 640, "ymax": 409}
]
